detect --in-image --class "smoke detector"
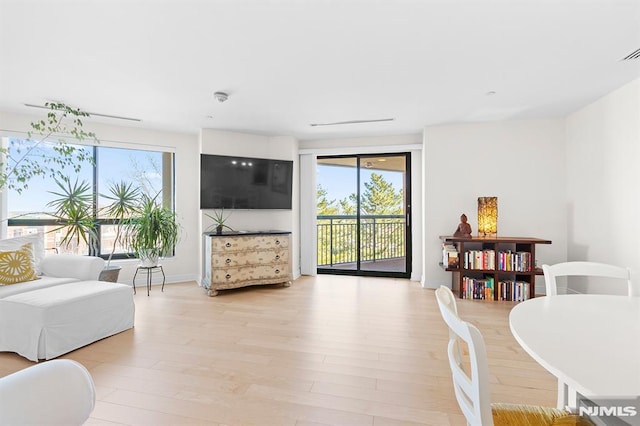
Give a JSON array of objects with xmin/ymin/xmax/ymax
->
[{"xmin": 214, "ymin": 92, "xmax": 229, "ymax": 102}]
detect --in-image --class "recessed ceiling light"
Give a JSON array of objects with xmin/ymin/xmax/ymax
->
[{"xmin": 485, "ymin": 91, "xmax": 497, "ymax": 96}]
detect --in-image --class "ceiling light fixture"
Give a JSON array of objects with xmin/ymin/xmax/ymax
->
[
  {"xmin": 214, "ymin": 92, "xmax": 229, "ymax": 102},
  {"xmin": 310, "ymin": 118, "xmax": 394, "ymax": 127},
  {"xmin": 24, "ymin": 103, "xmax": 142, "ymax": 122}
]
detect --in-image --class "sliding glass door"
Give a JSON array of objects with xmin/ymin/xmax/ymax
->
[{"xmin": 316, "ymin": 153, "xmax": 411, "ymax": 278}]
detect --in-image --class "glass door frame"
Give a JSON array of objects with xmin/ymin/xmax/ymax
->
[{"xmin": 316, "ymin": 152, "xmax": 412, "ymax": 279}]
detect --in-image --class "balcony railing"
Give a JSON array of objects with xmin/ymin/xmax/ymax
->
[{"xmin": 317, "ymin": 214, "xmax": 405, "ymax": 267}]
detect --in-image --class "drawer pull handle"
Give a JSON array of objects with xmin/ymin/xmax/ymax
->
[
  {"xmin": 275, "ymin": 269, "xmax": 280, "ymax": 274},
  {"xmin": 225, "ymin": 274, "xmax": 231, "ymax": 279},
  {"xmin": 225, "ymin": 242, "xmax": 232, "ymax": 248},
  {"xmin": 225, "ymin": 258, "xmax": 231, "ymax": 264},
  {"xmin": 275, "ymin": 240, "xmax": 280, "ymax": 245},
  {"xmin": 275, "ymin": 255, "xmax": 280, "ymax": 260}
]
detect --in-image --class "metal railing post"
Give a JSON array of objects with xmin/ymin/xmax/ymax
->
[
  {"xmin": 372, "ymin": 217, "xmax": 376, "ymax": 262},
  {"xmin": 329, "ymin": 217, "xmax": 334, "ymax": 266}
]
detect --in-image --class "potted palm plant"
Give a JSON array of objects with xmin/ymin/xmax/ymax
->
[
  {"xmin": 127, "ymin": 194, "xmax": 179, "ymax": 267},
  {"xmin": 98, "ymin": 181, "xmax": 142, "ymax": 281},
  {"xmin": 47, "ymin": 178, "xmax": 98, "ymax": 255},
  {"xmin": 47, "ymin": 179, "xmax": 147, "ymax": 282}
]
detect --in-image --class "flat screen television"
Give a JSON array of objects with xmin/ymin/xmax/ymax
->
[{"xmin": 200, "ymin": 154, "xmax": 293, "ymax": 209}]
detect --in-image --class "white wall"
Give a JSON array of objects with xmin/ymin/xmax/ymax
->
[
  {"xmin": 422, "ymin": 120, "xmax": 567, "ymax": 293},
  {"xmin": 199, "ymin": 129, "xmax": 300, "ymax": 280},
  {"xmin": 565, "ymin": 78, "xmax": 640, "ymax": 294},
  {"xmin": 0, "ymin": 111, "xmax": 201, "ymax": 286},
  {"xmin": 299, "ymin": 133, "xmax": 423, "ymax": 281}
]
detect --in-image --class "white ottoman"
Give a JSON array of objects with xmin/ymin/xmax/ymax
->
[{"xmin": 0, "ymin": 280, "xmax": 134, "ymax": 361}]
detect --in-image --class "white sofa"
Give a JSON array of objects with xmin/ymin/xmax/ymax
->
[
  {"xmin": 0, "ymin": 235, "xmax": 135, "ymax": 361},
  {"xmin": 0, "ymin": 254, "xmax": 105, "ymax": 299}
]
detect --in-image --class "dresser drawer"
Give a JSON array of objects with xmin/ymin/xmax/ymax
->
[
  {"xmin": 212, "ymin": 264, "xmax": 291, "ymax": 284},
  {"xmin": 211, "ymin": 234, "xmax": 289, "ymax": 253},
  {"xmin": 212, "ymin": 249, "xmax": 289, "ymax": 268}
]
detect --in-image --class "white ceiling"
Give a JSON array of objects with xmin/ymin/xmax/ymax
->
[{"xmin": 1, "ymin": 0, "xmax": 639, "ymax": 140}]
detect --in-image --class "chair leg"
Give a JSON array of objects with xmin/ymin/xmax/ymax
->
[
  {"xmin": 557, "ymin": 380, "xmax": 569, "ymax": 409},
  {"xmin": 567, "ymin": 387, "xmax": 578, "ymax": 410}
]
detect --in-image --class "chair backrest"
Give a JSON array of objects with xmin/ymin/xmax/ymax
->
[
  {"xmin": 542, "ymin": 261, "xmax": 636, "ymax": 297},
  {"xmin": 435, "ymin": 283, "xmax": 459, "ymax": 341},
  {"xmin": 0, "ymin": 359, "xmax": 95, "ymax": 425},
  {"xmin": 435, "ymin": 286, "xmax": 494, "ymax": 425}
]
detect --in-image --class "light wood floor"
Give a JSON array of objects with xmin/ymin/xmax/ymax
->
[{"xmin": 0, "ymin": 275, "xmax": 557, "ymax": 425}]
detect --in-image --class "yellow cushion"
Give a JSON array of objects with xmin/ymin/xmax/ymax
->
[
  {"xmin": 492, "ymin": 403, "xmax": 594, "ymax": 426},
  {"xmin": 0, "ymin": 243, "xmax": 40, "ymax": 285}
]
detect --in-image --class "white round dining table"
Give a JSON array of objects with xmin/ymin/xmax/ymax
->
[{"xmin": 509, "ymin": 294, "xmax": 640, "ymax": 399}]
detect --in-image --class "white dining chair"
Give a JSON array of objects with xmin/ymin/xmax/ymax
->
[
  {"xmin": 542, "ymin": 261, "xmax": 636, "ymax": 409},
  {"xmin": 434, "ymin": 285, "xmax": 592, "ymax": 426},
  {"xmin": 542, "ymin": 261, "xmax": 636, "ymax": 297}
]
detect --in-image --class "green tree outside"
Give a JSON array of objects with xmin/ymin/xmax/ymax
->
[
  {"xmin": 339, "ymin": 173, "xmax": 403, "ymax": 215},
  {"xmin": 317, "ymin": 184, "xmax": 339, "ymax": 215},
  {"xmin": 317, "ymin": 173, "xmax": 405, "ymax": 266}
]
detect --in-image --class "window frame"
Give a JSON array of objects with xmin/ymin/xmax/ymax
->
[{"xmin": 5, "ymin": 141, "xmax": 175, "ymax": 260}]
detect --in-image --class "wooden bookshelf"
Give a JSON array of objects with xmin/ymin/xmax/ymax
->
[{"xmin": 440, "ymin": 236, "xmax": 552, "ymax": 301}]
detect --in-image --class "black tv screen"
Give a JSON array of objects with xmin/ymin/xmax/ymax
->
[{"xmin": 200, "ymin": 154, "xmax": 293, "ymax": 209}]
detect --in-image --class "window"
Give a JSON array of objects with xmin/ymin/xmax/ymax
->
[{"xmin": 5, "ymin": 137, "xmax": 175, "ymax": 258}]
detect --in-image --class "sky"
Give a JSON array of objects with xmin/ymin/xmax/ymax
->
[
  {"xmin": 317, "ymin": 163, "xmax": 404, "ymax": 205},
  {"xmin": 7, "ymin": 139, "xmax": 162, "ymax": 215}
]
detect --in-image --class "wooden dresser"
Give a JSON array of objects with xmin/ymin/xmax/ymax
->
[{"xmin": 202, "ymin": 231, "xmax": 292, "ymax": 296}]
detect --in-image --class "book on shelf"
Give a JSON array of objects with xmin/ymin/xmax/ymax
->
[
  {"xmin": 497, "ymin": 280, "xmax": 530, "ymax": 302},
  {"xmin": 464, "ymin": 249, "xmax": 496, "ymax": 270},
  {"xmin": 442, "ymin": 244, "xmax": 459, "ymax": 268},
  {"xmin": 462, "ymin": 276, "xmax": 531, "ymax": 302},
  {"xmin": 461, "ymin": 275, "xmax": 495, "ymax": 300},
  {"xmin": 497, "ymin": 250, "xmax": 532, "ymax": 272}
]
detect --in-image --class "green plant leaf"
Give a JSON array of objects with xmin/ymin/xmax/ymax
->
[
  {"xmin": 0, "ymin": 102, "xmax": 99, "ymax": 194},
  {"xmin": 46, "ymin": 177, "xmax": 97, "ymax": 253},
  {"xmin": 125, "ymin": 194, "xmax": 179, "ymax": 259},
  {"xmin": 99, "ymin": 180, "xmax": 143, "ymax": 265}
]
